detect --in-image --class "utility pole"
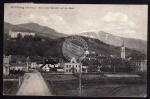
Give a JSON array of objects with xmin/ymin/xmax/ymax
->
[
  {"xmin": 114, "ymin": 66, "xmax": 115, "ymax": 73},
  {"xmin": 26, "ymin": 56, "xmax": 30, "ymax": 72},
  {"xmin": 79, "ymin": 59, "xmax": 82, "ymax": 96}
]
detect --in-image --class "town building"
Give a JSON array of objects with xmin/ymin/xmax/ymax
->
[
  {"xmin": 82, "ymin": 58, "xmax": 101, "ymax": 73},
  {"xmin": 62, "ymin": 57, "xmax": 81, "ymax": 74},
  {"xmin": 131, "ymin": 59, "xmax": 147, "ymax": 72},
  {"xmin": 121, "ymin": 41, "xmax": 125, "ymax": 59},
  {"xmin": 9, "ymin": 29, "xmax": 35, "ymax": 38},
  {"xmin": 3, "ymin": 55, "xmax": 11, "ymax": 76},
  {"xmin": 29, "ymin": 56, "xmax": 43, "ymax": 69},
  {"xmin": 30, "ymin": 62, "xmax": 38, "ymax": 69},
  {"xmin": 40, "ymin": 58, "xmax": 59, "ymax": 72},
  {"xmin": 10, "ymin": 63, "xmax": 27, "ymax": 71}
]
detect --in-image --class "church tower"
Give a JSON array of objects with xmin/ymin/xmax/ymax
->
[{"xmin": 121, "ymin": 41, "xmax": 125, "ymax": 59}]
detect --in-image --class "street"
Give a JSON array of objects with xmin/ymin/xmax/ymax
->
[{"xmin": 16, "ymin": 71, "xmax": 51, "ymax": 96}]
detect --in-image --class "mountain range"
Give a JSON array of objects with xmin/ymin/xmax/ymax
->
[
  {"xmin": 4, "ymin": 22, "xmax": 67, "ymax": 39},
  {"xmin": 4, "ymin": 22, "xmax": 147, "ymax": 55},
  {"xmin": 78, "ymin": 31, "xmax": 147, "ymax": 55}
]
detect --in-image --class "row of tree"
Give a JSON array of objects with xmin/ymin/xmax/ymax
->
[{"xmin": 4, "ymin": 34, "xmax": 143, "ymax": 61}]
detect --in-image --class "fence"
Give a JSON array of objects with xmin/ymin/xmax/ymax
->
[{"xmin": 3, "ymin": 74, "xmax": 24, "ymax": 95}]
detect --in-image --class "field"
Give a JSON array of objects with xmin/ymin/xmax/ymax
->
[
  {"xmin": 3, "ymin": 74, "xmax": 24, "ymax": 95},
  {"xmin": 41, "ymin": 73, "xmax": 147, "ymax": 97},
  {"xmin": 3, "ymin": 81, "xmax": 19, "ymax": 95}
]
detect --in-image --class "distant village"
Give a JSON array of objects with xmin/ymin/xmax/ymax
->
[{"xmin": 3, "ymin": 37, "xmax": 147, "ymax": 76}]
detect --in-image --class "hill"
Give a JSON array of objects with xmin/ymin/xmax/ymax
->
[
  {"xmin": 4, "ymin": 22, "xmax": 147, "ymax": 55},
  {"xmin": 3, "ymin": 22, "xmax": 145, "ymax": 57},
  {"xmin": 3, "ymin": 34, "xmax": 143, "ymax": 59},
  {"xmin": 4, "ymin": 22, "xmax": 67, "ymax": 39},
  {"xmin": 78, "ymin": 31, "xmax": 147, "ymax": 55}
]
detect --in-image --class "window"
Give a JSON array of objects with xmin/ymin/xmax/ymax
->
[
  {"xmin": 66, "ymin": 70, "xmax": 68, "ymax": 72},
  {"xmin": 69, "ymin": 69, "xmax": 71, "ymax": 72},
  {"xmin": 66, "ymin": 65, "xmax": 68, "ymax": 68}
]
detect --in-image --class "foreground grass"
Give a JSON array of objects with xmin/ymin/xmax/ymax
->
[
  {"xmin": 3, "ymin": 81, "xmax": 19, "ymax": 95},
  {"xmin": 41, "ymin": 73, "xmax": 147, "ymax": 97}
]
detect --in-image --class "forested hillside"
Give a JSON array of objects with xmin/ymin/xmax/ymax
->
[{"xmin": 3, "ymin": 33, "xmax": 143, "ymax": 59}]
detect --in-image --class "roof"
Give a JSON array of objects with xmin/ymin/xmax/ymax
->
[
  {"xmin": 40, "ymin": 58, "xmax": 59, "ymax": 69},
  {"xmin": 40, "ymin": 64, "xmax": 47, "ymax": 69},
  {"xmin": 82, "ymin": 59, "xmax": 101, "ymax": 66},
  {"xmin": 10, "ymin": 63, "xmax": 27, "ymax": 67}
]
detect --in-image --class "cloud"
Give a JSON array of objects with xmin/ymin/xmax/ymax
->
[
  {"xmin": 41, "ymin": 16, "xmax": 48, "ymax": 22},
  {"xmin": 128, "ymin": 21, "xmax": 136, "ymax": 28},
  {"xmin": 48, "ymin": 14, "xmax": 66, "ymax": 25},
  {"xmin": 97, "ymin": 12, "xmax": 144, "ymax": 39},
  {"xmin": 103, "ymin": 12, "xmax": 129, "ymax": 23},
  {"xmin": 4, "ymin": 4, "xmax": 147, "ymax": 40}
]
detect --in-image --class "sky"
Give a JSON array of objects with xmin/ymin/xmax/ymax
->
[{"xmin": 4, "ymin": 3, "xmax": 148, "ymax": 40}]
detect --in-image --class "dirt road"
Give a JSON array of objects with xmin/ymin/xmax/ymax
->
[{"xmin": 16, "ymin": 72, "xmax": 51, "ymax": 96}]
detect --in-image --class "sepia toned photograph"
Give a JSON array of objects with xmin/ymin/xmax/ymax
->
[{"xmin": 3, "ymin": 3, "xmax": 147, "ymax": 97}]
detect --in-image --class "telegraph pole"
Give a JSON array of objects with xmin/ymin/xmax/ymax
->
[
  {"xmin": 26, "ymin": 56, "xmax": 30, "ymax": 72},
  {"xmin": 79, "ymin": 59, "xmax": 82, "ymax": 96}
]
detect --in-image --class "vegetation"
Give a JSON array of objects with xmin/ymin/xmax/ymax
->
[
  {"xmin": 3, "ymin": 34, "xmax": 143, "ymax": 60},
  {"xmin": 41, "ymin": 73, "xmax": 146, "ymax": 96},
  {"xmin": 101, "ymin": 58, "xmax": 135, "ymax": 73}
]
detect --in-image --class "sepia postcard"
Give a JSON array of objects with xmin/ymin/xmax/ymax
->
[{"xmin": 3, "ymin": 3, "xmax": 147, "ymax": 97}]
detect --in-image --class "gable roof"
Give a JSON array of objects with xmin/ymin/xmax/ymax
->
[
  {"xmin": 82, "ymin": 59, "xmax": 101, "ymax": 66},
  {"xmin": 40, "ymin": 64, "xmax": 50, "ymax": 69},
  {"xmin": 40, "ymin": 58, "xmax": 59, "ymax": 69}
]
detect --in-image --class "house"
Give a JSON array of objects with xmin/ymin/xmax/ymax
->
[
  {"xmin": 40, "ymin": 64, "xmax": 51, "ymax": 72},
  {"xmin": 9, "ymin": 29, "xmax": 35, "ymax": 38},
  {"xmin": 130, "ymin": 54, "xmax": 147, "ymax": 72},
  {"xmin": 29, "ymin": 56, "xmax": 43, "ymax": 69},
  {"xmin": 62, "ymin": 57, "xmax": 81, "ymax": 74},
  {"xmin": 101, "ymin": 58, "xmax": 132, "ymax": 73},
  {"xmin": 40, "ymin": 58, "xmax": 59, "ymax": 72},
  {"xmin": 82, "ymin": 58, "xmax": 101, "ymax": 73},
  {"xmin": 3, "ymin": 55, "xmax": 11, "ymax": 76},
  {"xmin": 131, "ymin": 59, "xmax": 147, "ymax": 72},
  {"xmin": 31, "ymin": 62, "xmax": 38, "ymax": 69},
  {"xmin": 10, "ymin": 63, "xmax": 27, "ymax": 71}
]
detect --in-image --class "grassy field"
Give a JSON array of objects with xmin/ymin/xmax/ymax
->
[
  {"xmin": 3, "ymin": 81, "xmax": 19, "ymax": 95},
  {"xmin": 41, "ymin": 73, "xmax": 147, "ymax": 97},
  {"xmin": 3, "ymin": 75, "xmax": 24, "ymax": 95}
]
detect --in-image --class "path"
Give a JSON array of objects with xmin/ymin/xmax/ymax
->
[{"xmin": 16, "ymin": 71, "xmax": 51, "ymax": 96}]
